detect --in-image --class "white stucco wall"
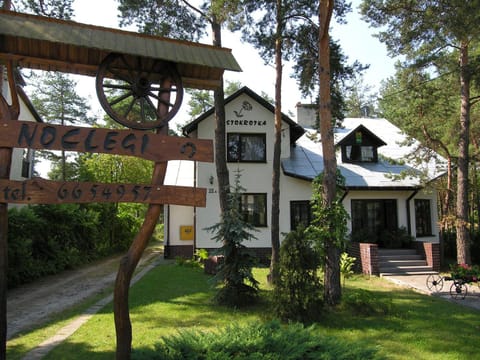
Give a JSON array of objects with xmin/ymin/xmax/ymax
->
[
  {"xmin": 177, "ymin": 92, "xmax": 301, "ymax": 249},
  {"xmin": 409, "ymin": 187, "xmax": 439, "ymax": 243},
  {"xmin": 166, "ymin": 91, "xmax": 441, "ymax": 251},
  {"xmin": 2, "ymin": 75, "xmax": 37, "ymax": 181},
  {"xmin": 166, "ymin": 204, "xmax": 195, "ymax": 247},
  {"xmin": 342, "ymin": 187, "xmax": 439, "ymax": 243}
]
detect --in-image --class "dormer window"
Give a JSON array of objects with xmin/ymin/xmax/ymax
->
[
  {"xmin": 338, "ymin": 125, "xmax": 386, "ymax": 164},
  {"xmin": 345, "ymin": 145, "xmax": 375, "ymax": 162}
]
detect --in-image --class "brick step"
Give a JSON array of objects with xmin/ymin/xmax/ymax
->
[
  {"xmin": 378, "ymin": 249, "xmax": 417, "ymax": 256},
  {"xmin": 378, "ymin": 248, "xmax": 433, "ymax": 275},
  {"xmin": 379, "ymin": 254, "xmax": 424, "ymax": 261},
  {"xmin": 380, "ymin": 270, "xmax": 438, "ymax": 276},
  {"xmin": 379, "ymin": 259, "xmax": 427, "ymax": 267}
]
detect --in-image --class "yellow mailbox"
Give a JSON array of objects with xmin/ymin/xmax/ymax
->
[{"xmin": 180, "ymin": 225, "xmax": 194, "ymax": 240}]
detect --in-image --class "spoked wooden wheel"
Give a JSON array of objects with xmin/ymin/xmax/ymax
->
[
  {"xmin": 96, "ymin": 53, "xmax": 183, "ymax": 130},
  {"xmin": 426, "ymin": 274, "xmax": 444, "ymax": 292},
  {"xmin": 450, "ymin": 280, "xmax": 467, "ymax": 300}
]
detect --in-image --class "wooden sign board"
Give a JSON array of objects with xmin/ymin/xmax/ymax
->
[
  {"xmin": 0, "ymin": 178, "xmax": 207, "ymax": 207},
  {"xmin": 0, "ymin": 120, "xmax": 213, "ymax": 162}
]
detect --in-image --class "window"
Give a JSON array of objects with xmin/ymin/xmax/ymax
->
[
  {"xmin": 351, "ymin": 199, "xmax": 398, "ymax": 243},
  {"xmin": 227, "ymin": 133, "xmax": 266, "ymax": 162},
  {"xmin": 290, "ymin": 201, "xmax": 311, "ymax": 230},
  {"xmin": 415, "ymin": 199, "xmax": 432, "ymax": 237},
  {"xmin": 344, "ymin": 145, "xmax": 375, "ymax": 162},
  {"xmin": 240, "ymin": 193, "xmax": 267, "ymax": 227}
]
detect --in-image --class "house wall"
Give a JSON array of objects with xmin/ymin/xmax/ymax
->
[
  {"xmin": 342, "ymin": 187, "xmax": 439, "ymax": 243},
  {"xmin": 409, "ymin": 187, "xmax": 440, "ymax": 243},
  {"xmin": 165, "ymin": 91, "xmax": 441, "ymax": 259},
  {"xmin": 165, "ymin": 204, "xmax": 195, "ymax": 258},
  {"xmin": 194, "ymin": 93, "xmax": 297, "ymax": 250},
  {"xmin": 2, "ymin": 75, "xmax": 36, "ymax": 182},
  {"xmin": 167, "ymin": 93, "xmax": 312, "ymax": 254}
]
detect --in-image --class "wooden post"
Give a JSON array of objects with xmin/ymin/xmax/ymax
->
[
  {"xmin": 114, "ymin": 78, "xmax": 171, "ymax": 360},
  {"xmin": 0, "ymin": 61, "xmax": 19, "ymax": 359}
]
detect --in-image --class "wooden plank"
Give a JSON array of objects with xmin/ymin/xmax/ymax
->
[
  {"xmin": 0, "ymin": 120, "xmax": 213, "ymax": 162},
  {"xmin": 0, "ymin": 178, "xmax": 206, "ymax": 207}
]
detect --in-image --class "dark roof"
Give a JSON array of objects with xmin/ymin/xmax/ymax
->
[
  {"xmin": 183, "ymin": 86, "xmax": 305, "ymax": 144},
  {"xmin": 0, "ymin": 10, "xmax": 241, "ymax": 90}
]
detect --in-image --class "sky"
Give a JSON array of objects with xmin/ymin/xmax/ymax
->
[{"xmin": 71, "ymin": 0, "xmax": 397, "ymax": 126}]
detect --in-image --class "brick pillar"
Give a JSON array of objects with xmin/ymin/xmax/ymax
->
[
  {"xmin": 347, "ymin": 242, "xmax": 361, "ymax": 273},
  {"xmin": 422, "ymin": 242, "xmax": 440, "ymax": 272},
  {"xmin": 358, "ymin": 243, "xmax": 379, "ymax": 276}
]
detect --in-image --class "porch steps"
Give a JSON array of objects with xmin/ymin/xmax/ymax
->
[{"xmin": 378, "ymin": 249, "xmax": 436, "ymax": 276}]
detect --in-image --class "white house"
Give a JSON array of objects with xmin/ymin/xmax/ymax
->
[
  {"xmin": 1, "ymin": 71, "xmax": 40, "ymax": 183},
  {"xmin": 163, "ymin": 87, "xmax": 445, "ymax": 268}
]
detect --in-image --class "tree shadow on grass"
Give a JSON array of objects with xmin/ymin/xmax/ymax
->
[
  {"xmin": 322, "ymin": 286, "xmax": 479, "ymax": 359},
  {"xmin": 43, "ymin": 341, "xmax": 114, "ymax": 360}
]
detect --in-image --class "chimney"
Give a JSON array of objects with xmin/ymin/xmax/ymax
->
[{"xmin": 296, "ymin": 103, "xmax": 317, "ymax": 129}]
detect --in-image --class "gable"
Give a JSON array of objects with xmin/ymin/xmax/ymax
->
[
  {"xmin": 337, "ymin": 125, "xmax": 387, "ymax": 164},
  {"xmin": 183, "ymin": 86, "xmax": 304, "ymax": 144},
  {"xmin": 337, "ymin": 125, "xmax": 387, "ymax": 147}
]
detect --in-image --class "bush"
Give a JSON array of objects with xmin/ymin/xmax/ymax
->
[
  {"xmin": 350, "ymin": 227, "xmax": 413, "ymax": 249},
  {"xmin": 145, "ymin": 321, "xmax": 383, "ymax": 360},
  {"xmin": 273, "ymin": 227, "xmax": 323, "ymax": 323},
  {"xmin": 7, "ymin": 203, "xmax": 140, "ymax": 288},
  {"xmin": 381, "ymin": 227, "xmax": 413, "ymax": 249},
  {"xmin": 205, "ymin": 171, "xmax": 259, "ymax": 307}
]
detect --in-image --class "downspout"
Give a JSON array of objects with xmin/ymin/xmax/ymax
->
[
  {"xmin": 164, "ymin": 205, "xmax": 170, "ymax": 259},
  {"xmin": 193, "ymin": 160, "xmax": 197, "ymax": 257},
  {"xmin": 339, "ymin": 188, "xmax": 349, "ymax": 204},
  {"xmin": 406, "ymin": 189, "xmax": 419, "ymax": 236}
]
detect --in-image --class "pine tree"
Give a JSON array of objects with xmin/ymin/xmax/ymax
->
[
  {"xmin": 29, "ymin": 72, "xmax": 93, "ymax": 181},
  {"xmin": 205, "ymin": 170, "xmax": 259, "ymax": 307}
]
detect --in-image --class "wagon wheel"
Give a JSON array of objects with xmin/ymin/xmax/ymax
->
[
  {"xmin": 96, "ymin": 53, "xmax": 183, "ymax": 130},
  {"xmin": 426, "ymin": 274, "xmax": 444, "ymax": 292},
  {"xmin": 450, "ymin": 280, "xmax": 467, "ymax": 300}
]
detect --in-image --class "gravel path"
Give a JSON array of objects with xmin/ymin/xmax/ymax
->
[{"xmin": 7, "ymin": 247, "xmax": 164, "ymax": 340}]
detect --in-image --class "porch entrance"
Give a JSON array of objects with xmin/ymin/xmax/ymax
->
[{"xmin": 351, "ymin": 199, "xmax": 400, "ymax": 248}]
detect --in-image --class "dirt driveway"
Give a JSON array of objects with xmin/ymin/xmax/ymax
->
[{"xmin": 7, "ymin": 247, "xmax": 163, "ymax": 340}]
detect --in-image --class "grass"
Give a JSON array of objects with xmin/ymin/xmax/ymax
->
[{"xmin": 7, "ymin": 264, "xmax": 480, "ymax": 360}]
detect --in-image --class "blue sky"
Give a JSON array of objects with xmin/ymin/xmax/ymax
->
[{"xmin": 72, "ymin": 0, "xmax": 397, "ymax": 123}]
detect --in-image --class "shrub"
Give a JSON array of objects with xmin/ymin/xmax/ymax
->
[
  {"xmin": 146, "ymin": 321, "xmax": 383, "ymax": 360},
  {"xmin": 273, "ymin": 227, "xmax": 323, "ymax": 323},
  {"xmin": 381, "ymin": 227, "xmax": 413, "ymax": 249},
  {"xmin": 205, "ymin": 170, "xmax": 259, "ymax": 307},
  {"xmin": 7, "ymin": 203, "xmax": 139, "ymax": 288},
  {"xmin": 339, "ymin": 252, "xmax": 356, "ymax": 288}
]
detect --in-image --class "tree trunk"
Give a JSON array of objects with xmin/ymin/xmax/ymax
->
[
  {"xmin": 318, "ymin": 0, "xmax": 341, "ymax": 306},
  {"xmin": 269, "ymin": 0, "xmax": 283, "ymax": 285},
  {"xmin": 211, "ymin": 20, "xmax": 230, "ymax": 214},
  {"xmin": 456, "ymin": 42, "xmax": 471, "ymax": 265}
]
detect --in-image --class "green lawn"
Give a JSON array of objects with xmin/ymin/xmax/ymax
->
[{"xmin": 7, "ymin": 264, "xmax": 479, "ymax": 360}]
